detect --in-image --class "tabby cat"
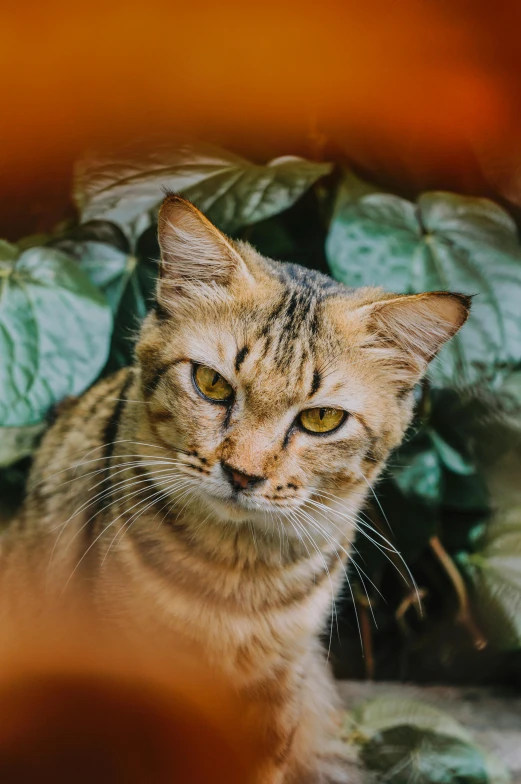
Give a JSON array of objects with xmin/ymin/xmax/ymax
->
[{"xmin": 5, "ymin": 194, "xmax": 470, "ymax": 783}]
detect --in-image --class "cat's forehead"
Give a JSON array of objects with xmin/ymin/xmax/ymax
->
[{"xmin": 185, "ymin": 267, "xmax": 352, "ymax": 410}]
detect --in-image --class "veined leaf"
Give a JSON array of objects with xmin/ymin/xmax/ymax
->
[
  {"xmin": 73, "ymin": 140, "xmax": 332, "ymax": 233},
  {"xmin": 361, "ymin": 728, "xmax": 505, "ymax": 784},
  {"xmin": 349, "ymin": 698, "xmax": 510, "ymax": 784},
  {"xmin": 351, "ymin": 697, "xmax": 472, "ymax": 742},
  {"xmin": 461, "ymin": 524, "xmax": 521, "ymax": 650},
  {"xmin": 326, "ymin": 188, "xmax": 521, "ymax": 386},
  {"xmin": 50, "ymin": 221, "xmax": 132, "ymax": 313},
  {"xmin": 0, "ymin": 244, "xmax": 112, "ymax": 429},
  {"xmin": 51, "ymin": 221, "xmax": 158, "ymax": 370}
]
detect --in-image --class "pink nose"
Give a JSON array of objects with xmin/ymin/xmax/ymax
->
[
  {"xmin": 229, "ymin": 469, "xmax": 251, "ymax": 489},
  {"xmin": 221, "ymin": 462, "xmax": 265, "ymax": 492}
]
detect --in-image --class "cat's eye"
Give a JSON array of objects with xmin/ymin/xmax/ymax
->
[
  {"xmin": 193, "ymin": 365, "xmax": 233, "ymax": 402},
  {"xmin": 299, "ymin": 407, "xmax": 346, "ymax": 434}
]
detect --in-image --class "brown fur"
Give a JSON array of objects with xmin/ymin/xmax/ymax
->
[{"xmin": 2, "ymin": 195, "xmax": 470, "ymax": 783}]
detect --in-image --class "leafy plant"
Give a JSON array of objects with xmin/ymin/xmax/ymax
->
[
  {"xmin": 344, "ymin": 697, "xmax": 510, "ymax": 784},
  {"xmin": 0, "ymin": 241, "xmax": 112, "ymax": 461},
  {"xmin": 2, "ymin": 138, "xmax": 521, "ymax": 689}
]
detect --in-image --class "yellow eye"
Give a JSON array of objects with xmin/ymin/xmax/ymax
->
[
  {"xmin": 193, "ymin": 365, "xmax": 233, "ymax": 402},
  {"xmin": 299, "ymin": 407, "xmax": 346, "ymax": 434}
]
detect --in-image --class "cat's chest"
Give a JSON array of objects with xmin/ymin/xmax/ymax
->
[{"xmin": 96, "ymin": 530, "xmax": 340, "ymax": 676}]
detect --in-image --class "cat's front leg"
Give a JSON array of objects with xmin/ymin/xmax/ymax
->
[{"xmin": 281, "ymin": 652, "xmax": 368, "ymax": 784}]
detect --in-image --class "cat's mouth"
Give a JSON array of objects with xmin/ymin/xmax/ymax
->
[{"xmin": 198, "ymin": 486, "xmax": 294, "ymax": 522}]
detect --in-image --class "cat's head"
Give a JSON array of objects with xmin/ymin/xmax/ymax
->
[{"xmin": 136, "ymin": 194, "xmax": 470, "ymax": 527}]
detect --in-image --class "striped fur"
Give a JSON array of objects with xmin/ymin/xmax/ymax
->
[{"xmin": 3, "ymin": 196, "xmax": 470, "ymax": 783}]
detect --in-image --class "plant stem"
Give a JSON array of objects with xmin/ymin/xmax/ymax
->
[{"xmin": 429, "ymin": 535, "xmax": 487, "ymax": 650}]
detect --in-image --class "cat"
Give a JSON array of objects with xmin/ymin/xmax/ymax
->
[{"xmin": 3, "ymin": 194, "xmax": 470, "ymax": 783}]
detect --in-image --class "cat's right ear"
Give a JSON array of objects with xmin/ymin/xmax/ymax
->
[{"xmin": 156, "ymin": 194, "xmax": 253, "ymax": 308}]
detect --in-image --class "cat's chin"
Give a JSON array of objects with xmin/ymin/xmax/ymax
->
[{"xmin": 196, "ymin": 491, "xmax": 272, "ymax": 524}]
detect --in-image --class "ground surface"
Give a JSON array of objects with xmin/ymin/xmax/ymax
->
[{"xmin": 339, "ymin": 681, "xmax": 521, "ymax": 783}]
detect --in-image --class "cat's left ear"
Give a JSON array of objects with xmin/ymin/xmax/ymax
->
[
  {"xmin": 361, "ymin": 290, "xmax": 471, "ymax": 369},
  {"xmin": 156, "ymin": 194, "xmax": 253, "ymax": 306}
]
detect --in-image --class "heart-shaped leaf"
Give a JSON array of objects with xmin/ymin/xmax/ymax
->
[
  {"xmin": 326, "ymin": 187, "xmax": 521, "ymax": 386},
  {"xmin": 73, "ymin": 140, "xmax": 332, "ymax": 234},
  {"xmin": 0, "ymin": 244, "xmax": 112, "ymax": 429}
]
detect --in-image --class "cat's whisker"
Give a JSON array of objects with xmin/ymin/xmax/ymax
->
[
  {"xmin": 307, "ymin": 495, "xmax": 420, "ymax": 606},
  {"xmin": 298, "ymin": 509, "xmax": 362, "ymax": 659},
  {"xmin": 49, "ymin": 457, "xmax": 185, "ymax": 493},
  {"xmin": 308, "ymin": 494, "xmax": 397, "ymax": 552},
  {"xmin": 248, "ymin": 521, "xmax": 259, "ymax": 555},
  {"xmin": 63, "ymin": 475, "xmax": 193, "ymax": 592},
  {"xmin": 102, "ymin": 477, "xmax": 195, "ymax": 563},
  {"xmin": 46, "ymin": 472, "xmax": 182, "ymax": 584},
  {"xmin": 297, "ymin": 506, "xmax": 380, "ymax": 625},
  {"xmin": 154, "ymin": 487, "xmax": 195, "ymax": 534},
  {"xmin": 48, "ymin": 464, "xmax": 185, "ymax": 537},
  {"xmin": 102, "ymin": 487, "xmax": 173, "ymax": 565},
  {"xmin": 104, "ymin": 397, "xmax": 150, "ymax": 404},
  {"xmin": 72, "ymin": 458, "xmax": 186, "ymax": 496},
  {"xmin": 186, "ymin": 504, "xmax": 216, "ymax": 542},
  {"xmin": 359, "ymin": 471, "xmax": 395, "ymax": 536},
  {"xmin": 283, "ymin": 510, "xmax": 342, "ymax": 660},
  {"xmin": 29, "ymin": 439, "xmax": 178, "ymax": 488},
  {"xmin": 173, "ymin": 485, "xmax": 200, "ymax": 522},
  {"xmin": 49, "ymin": 466, "xmax": 187, "ymax": 572}
]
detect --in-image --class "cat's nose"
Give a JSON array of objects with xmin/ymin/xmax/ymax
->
[{"xmin": 221, "ymin": 462, "xmax": 265, "ymax": 492}]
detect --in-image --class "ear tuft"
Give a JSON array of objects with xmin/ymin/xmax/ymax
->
[
  {"xmin": 368, "ymin": 291, "xmax": 471, "ymax": 363},
  {"xmin": 156, "ymin": 194, "xmax": 248, "ymax": 301}
]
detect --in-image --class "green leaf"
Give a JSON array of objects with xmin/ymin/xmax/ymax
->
[
  {"xmin": 350, "ymin": 698, "xmax": 510, "ymax": 784},
  {"xmin": 73, "ymin": 140, "xmax": 332, "ymax": 234},
  {"xmin": 392, "ymin": 445, "xmax": 443, "ymax": 502},
  {"xmin": 235, "ymin": 190, "xmax": 330, "ymax": 274},
  {"xmin": 495, "ymin": 370, "xmax": 521, "ymax": 434},
  {"xmin": 50, "ymin": 221, "xmax": 132, "ymax": 313},
  {"xmin": 0, "ymin": 245, "xmax": 112, "ymax": 428},
  {"xmin": 0, "ymin": 240, "xmax": 19, "ymax": 261},
  {"xmin": 361, "ymin": 727, "xmax": 501, "ymax": 784},
  {"xmin": 51, "ymin": 221, "xmax": 158, "ymax": 370},
  {"xmin": 104, "ymin": 224, "xmax": 159, "ymax": 371},
  {"xmin": 326, "ymin": 188, "xmax": 521, "ymax": 387},
  {"xmin": 352, "ymin": 697, "xmax": 472, "ymax": 742},
  {"xmin": 461, "ymin": 524, "xmax": 521, "ymax": 650},
  {"xmin": 0, "ymin": 423, "xmax": 46, "ymax": 467},
  {"xmin": 428, "ymin": 429, "xmax": 475, "ymax": 475}
]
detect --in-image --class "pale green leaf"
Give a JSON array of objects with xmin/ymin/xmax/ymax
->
[
  {"xmin": 0, "ymin": 246, "xmax": 112, "ymax": 428},
  {"xmin": 73, "ymin": 141, "xmax": 332, "ymax": 233},
  {"xmin": 326, "ymin": 189, "xmax": 521, "ymax": 386},
  {"xmin": 350, "ymin": 698, "xmax": 510, "ymax": 784}
]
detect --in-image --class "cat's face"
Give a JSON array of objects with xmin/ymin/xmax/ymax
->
[{"xmin": 136, "ymin": 195, "xmax": 469, "ymax": 528}]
